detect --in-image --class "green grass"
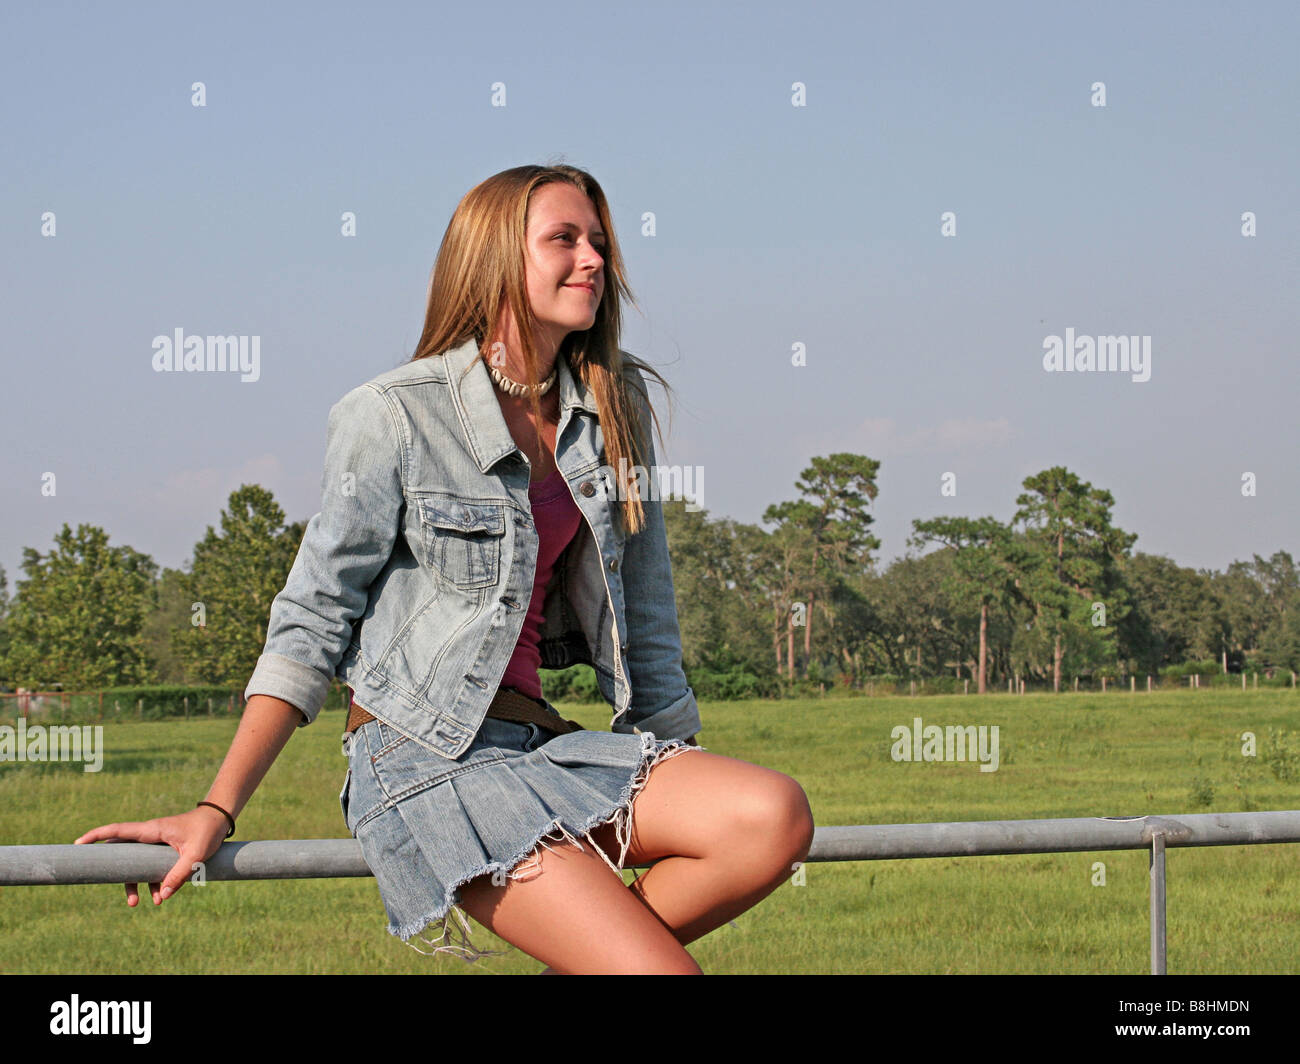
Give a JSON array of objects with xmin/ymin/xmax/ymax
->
[{"xmin": 1, "ymin": 690, "xmax": 1297, "ymax": 974}]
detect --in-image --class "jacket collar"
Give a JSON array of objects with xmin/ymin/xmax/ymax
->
[{"xmin": 442, "ymin": 336, "xmax": 599, "ymax": 474}]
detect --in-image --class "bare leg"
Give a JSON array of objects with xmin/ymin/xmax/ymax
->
[
  {"xmin": 460, "ymin": 749, "xmax": 814, "ymax": 974},
  {"xmin": 586, "ymin": 749, "xmax": 815, "ymax": 946},
  {"xmin": 456, "ymin": 834, "xmax": 703, "ymax": 974}
]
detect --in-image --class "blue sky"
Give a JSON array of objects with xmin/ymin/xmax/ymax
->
[{"xmin": 2, "ymin": 0, "xmax": 1296, "ymax": 590}]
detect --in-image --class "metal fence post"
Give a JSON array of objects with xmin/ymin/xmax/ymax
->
[{"xmin": 1149, "ymin": 831, "xmax": 1167, "ymax": 974}]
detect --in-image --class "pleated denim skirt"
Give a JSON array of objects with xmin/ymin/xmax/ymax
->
[{"xmin": 338, "ymin": 698, "xmax": 705, "ymax": 963}]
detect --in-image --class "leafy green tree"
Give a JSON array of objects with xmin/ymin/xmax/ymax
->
[
  {"xmin": 1206, "ymin": 552, "xmax": 1299, "ymax": 671},
  {"xmin": 1213, "ymin": 562, "xmax": 1270, "ymax": 660},
  {"xmin": 762, "ymin": 517, "xmax": 816, "ymax": 679},
  {"xmin": 1013, "ymin": 467, "xmax": 1137, "ymax": 691},
  {"xmin": 140, "ymin": 567, "xmax": 201, "ymax": 683},
  {"xmin": 173, "ymin": 485, "xmax": 305, "ymax": 685},
  {"xmin": 909, "ymin": 515, "xmax": 1033, "ymax": 692},
  {"xmin": 762, "ymin": 454, "xmax": 880, "ymax": 677},
  {"xmin": 2, "ymin": 524, "xmax": 156, "ymax": 688},
  {"xmin": 859, "ymin": 548, "xmax": 959, "ymax": 679},
  {"xmin": 1250, "ymin": 551, "xmax": 1300, "ymax": 617},
  {"xmin": 1261, "ymin": 606, "xmax": 1300, "ymax": 672},
  {"xmin": 663, "ymin": 501, "xmax": 772, "ymax": 675},
  {"xmin": 1116, "ymin": 553, "xmax": 1226, "ymax": 673},
  {"xmin": 1252, "ymin": 551, "xmax": 1300, "ymax": 671},
  {"xmin": 822, "ymin": 570, "xmax": 879, "ymax": 685}
]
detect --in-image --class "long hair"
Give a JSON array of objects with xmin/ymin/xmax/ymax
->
[{"xmin": 410, "ymin": 163, "xmax": 673, "ymax": 535}]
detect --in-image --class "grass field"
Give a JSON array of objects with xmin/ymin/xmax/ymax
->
[{"xmin": 1, "ymin": 690, "xmax": 1297, "ymax": 974}]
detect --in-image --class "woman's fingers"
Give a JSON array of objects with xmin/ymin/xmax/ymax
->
[
  {"xmin": 121, "ymin": 873, "xmax": 181, "ymax": 907},
  {"xmin": 80, "ymin": 824, "xmax": 143, "ymax": 907},
  {"xmin": 158, "ymin": 850, "xmax": 201, "ymax": 902},
  {"xmin": 78, "ymin": 810, "xmax": 229, "ymax": 907},
  {"xmin": 80, "ymin": 816, "xmax": 214, "ymax": 905},
  {"xmin": 75, "ymin": 820, "xmax": 162, "ymax": 845},
  {"xmin": 75, "ymin": 822, "xmax": 127, "ymax": 845}
]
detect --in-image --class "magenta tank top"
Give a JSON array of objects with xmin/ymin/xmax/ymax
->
[{"xmin": 498, "ymin": 467, "xmax": 584, "ymax": 699}]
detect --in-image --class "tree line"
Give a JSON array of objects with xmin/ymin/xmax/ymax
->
[
  {"xmin": 665, "ymin": 458, "xmax": 1297, "ymax": 693},
  {"xmin": 0, "ymin": 462, "xmax": 1296, "ymax": 697}
]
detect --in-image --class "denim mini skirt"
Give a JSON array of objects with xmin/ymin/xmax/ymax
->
[{"xmin": 338, "ymin": 699, "xmax": 704, "ymax": 963}]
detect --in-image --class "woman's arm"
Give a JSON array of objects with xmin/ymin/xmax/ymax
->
[
  {"xmin": 75, "ymin": 694, "xmax": 305, "ymax": 906},
  {"xmin": 78, "ymin": 385, "xmax": 403, "ymax": 905},
  {"xmin": 199, "ymin": 694, "xmax": 305, "ymax": 821}
]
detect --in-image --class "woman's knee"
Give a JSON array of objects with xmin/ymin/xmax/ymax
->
[{"xmin": 734, "ymin": 771, "xmax": 816, "ymax": 864}]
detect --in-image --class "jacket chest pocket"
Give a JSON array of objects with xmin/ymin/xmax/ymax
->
[{"xmin": 418, "ymin": 497, "xmax": 506, "ymax": 590}]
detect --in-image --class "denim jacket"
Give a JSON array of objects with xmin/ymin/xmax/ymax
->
[{"xmin": 243, "ymin": 337, "xmax": 701, "ymax": 759}]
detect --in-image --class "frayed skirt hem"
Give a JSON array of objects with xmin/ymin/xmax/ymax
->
[{"xmin": 389, "ymin": 731, "xmax": 705, "ymax": 964}]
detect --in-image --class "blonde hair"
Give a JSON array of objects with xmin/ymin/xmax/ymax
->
[{"xmin": 409, "ymin": 163, "xmax": 673, "ymax": 535}]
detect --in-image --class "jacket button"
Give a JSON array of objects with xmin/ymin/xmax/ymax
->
[
  {"xmin": 579, "ymin": 480, "xmax": 596, "ymax": 497},
  {"xmin": 608, "ymin": 557, "xmax": 618, "ymax": 572}
]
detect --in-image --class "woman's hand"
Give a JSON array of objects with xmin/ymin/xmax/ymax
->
[{"xmin": 74, "ymin": 806, "xmax": 231, "ymax": 907}]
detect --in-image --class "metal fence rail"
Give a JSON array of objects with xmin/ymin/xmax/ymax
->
[{"xmin": 4, "ymin": 810, "xmax": 1298, "ymax": 973}]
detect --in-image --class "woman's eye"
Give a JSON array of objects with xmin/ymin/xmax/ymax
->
[{"xmin": 555, "ymin": 234, "xmax": 606, "ymax": 254}]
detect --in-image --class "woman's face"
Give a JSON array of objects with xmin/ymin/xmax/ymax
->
[{"xmin": 522, "ymin": 182, "xmax": 606, "ymax": 351}]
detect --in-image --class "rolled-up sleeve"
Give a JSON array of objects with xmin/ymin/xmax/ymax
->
[
  {"xmin": 610, "ymin": 367, "xmax": 702, "ymax": 742},
  {"xmin": 244, "ymin": 383, "xmax": 403, "ymax": 726}
]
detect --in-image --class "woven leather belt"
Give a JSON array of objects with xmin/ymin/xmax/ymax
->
[{"xmin": 345, "ymin": 686, "xmax": 585, "ymax": 737}]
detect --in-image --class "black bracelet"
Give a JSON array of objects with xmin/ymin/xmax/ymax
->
[{"xmin": 196, "ymin": 801, "xmax": 236, "ymax": 840}]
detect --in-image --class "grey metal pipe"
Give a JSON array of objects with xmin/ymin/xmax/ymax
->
[
  {"xmin": 810, "ymin": 811, "xmax": 1300, "ymax": 862},
  {"xmin": 1149, "ymin": 832, "xmax": 1167, "ymax": 975},
  {"xmin": 3, "ymin": 810, "xmax": 1298, "ymax": 886},
  {"xmin": 0, "ymin": 839, "xmax": 373, "ymax": 886}
]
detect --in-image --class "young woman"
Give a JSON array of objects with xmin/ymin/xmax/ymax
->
[{"xmin": 76, "ymin": 164, "xmax": 815, "ymax": 975}]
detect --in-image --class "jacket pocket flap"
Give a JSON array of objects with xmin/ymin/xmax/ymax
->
[{"xmin": 418, "ymin": 498, "xmax": 506, "ymax": 535}]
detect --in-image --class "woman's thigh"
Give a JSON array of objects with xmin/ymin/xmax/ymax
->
[
  {"xmin": 587, "ymin": 749, "xmax": 814, "ymax": 869},
  {"xmin": 455, "ymin": 835, "xmax": 702, "ymax": 974}
]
